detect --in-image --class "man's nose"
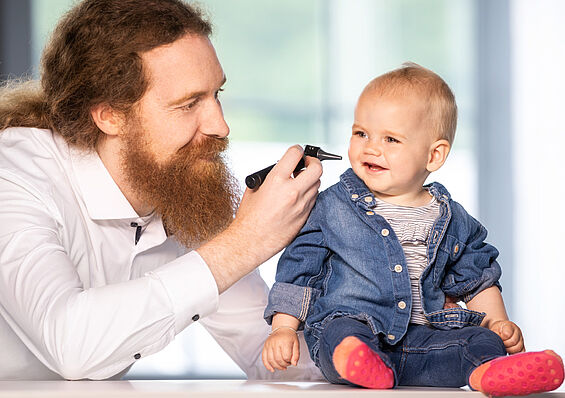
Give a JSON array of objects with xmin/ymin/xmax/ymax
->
[{"xmin": 200, "ymin": 101, "xmax": 230, "ymax": 138}]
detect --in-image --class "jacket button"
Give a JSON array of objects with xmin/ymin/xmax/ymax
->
[
  {"xmin": 351, "ymin": 194, "xmax": 359, "ymax": 199},
  {"xmin": 387, "ymin": 334, "xmax": 395, "ymax": 341},
  {"xmin": 364, "ymin": 196, "xmax": 373, "ymax": 203},
  {"xmin": 394, "ymin": 264, "xmax": 403, "ymax": 273},
  {"xmin": 192, "ymin": 314, "xmax": 200, "ymax": 321},
  {"xmin": 381, "ymin": 228, "xmax": 390, "ymax": 237},
  {"xmin": 398, "ymin": 301, "xmax": 406, "ymax": 309},
  {"xmin": 366, "ymin": 211, "xmax": 374, "ymax": 215},
  {"xmin": 134, "ymin": 353, "xmax": 141, "ymax": 360}
]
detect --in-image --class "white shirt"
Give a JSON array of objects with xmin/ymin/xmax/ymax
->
[{"xmin": 0, "ymin": 127, "xmax": 320, "ymax": 381}]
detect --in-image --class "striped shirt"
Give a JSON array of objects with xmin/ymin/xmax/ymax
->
[{"xmin": 372, "ymin": 194, "xmax": 440, "ymax": 325}]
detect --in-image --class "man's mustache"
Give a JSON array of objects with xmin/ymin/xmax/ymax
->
[{"xmin": 178, "ymin": 136, "xmax": 229, "ymax": 160}]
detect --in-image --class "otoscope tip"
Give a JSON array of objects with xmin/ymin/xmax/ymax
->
[{"xmin": 316, "ymin": 148, "xmax": 342, "ymax": 161}]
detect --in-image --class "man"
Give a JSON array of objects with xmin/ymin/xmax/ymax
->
[{"xmin": 0, "ymin": 0, "xmax": 322, "ymax": 380}]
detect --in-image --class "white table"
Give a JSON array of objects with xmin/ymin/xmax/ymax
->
[{"xmin": 0, "ymin": 381, "xmax": 564, "ymax": 398}]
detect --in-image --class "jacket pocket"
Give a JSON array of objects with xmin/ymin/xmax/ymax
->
[{"xmin": 439, "ymin": 234, "xmax": 466, "ymax": 262}]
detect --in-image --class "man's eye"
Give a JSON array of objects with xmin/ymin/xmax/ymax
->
[
  {"xmin": 181, "ymin": 99, "xmax": 199, "ymax": 110},
  {"xmin": 354, "ymin": 131, "xmax": 367, "ymax": 138},
  {"xmin": 385, "ymin": 136, "xmax": 399, "ymax": 143}
]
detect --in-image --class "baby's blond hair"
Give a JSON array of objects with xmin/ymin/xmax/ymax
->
[{"xmin": 364, "ymin": 62, "xmax": 457, "ymax": 144}]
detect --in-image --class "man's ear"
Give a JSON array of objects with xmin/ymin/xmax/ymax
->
[
  {"xmin": 427, "ymin": 139, "xmax": 451, "ymax": 172},
  {"xmin": 90, "ymin": 103, "xmax": 124, "ymax": 137}
]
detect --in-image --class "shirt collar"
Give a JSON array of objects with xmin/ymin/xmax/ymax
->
[
  {"xmin": 70, "ymin": 147, "xmax": 140, "ymax": 220},
  {"xmin": 339, "ymin": 168, "xmax": 452, "ymax": 203}
]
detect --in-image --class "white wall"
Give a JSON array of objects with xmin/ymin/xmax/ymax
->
[{"xmin": 511, "ymin": 1, "xmax": 565, "ymax": 391}]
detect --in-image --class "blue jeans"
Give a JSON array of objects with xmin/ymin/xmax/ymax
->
[{"xmin": 316, "ymin": 317, "xmax": 507, "ymax": 387}]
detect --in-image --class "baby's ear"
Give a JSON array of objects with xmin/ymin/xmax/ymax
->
[
  {"xmin": 90, "ymin": 103, "xmax": 125, "ymax": 137},
  {"xmin": 427, "ymin": 139, "xmax": 451, "ymax": 172}
]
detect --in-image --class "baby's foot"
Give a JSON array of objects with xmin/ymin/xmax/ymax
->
[
  {"xmin": 469, "ymin": 350, "xmax": 564, "ymax": 396},
  {"xmin": 332, "ymin": 336, "xmax": 394, "ymax": 389}
]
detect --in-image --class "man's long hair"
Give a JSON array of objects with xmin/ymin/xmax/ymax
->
[{"xmin": 0, "ymin": 0, "xmax": 211, "ymax": 149}]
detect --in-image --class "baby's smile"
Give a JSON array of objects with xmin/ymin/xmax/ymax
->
[{"xmin": 363, "ymin": 162, "xmax": 388, "ymax": 172}]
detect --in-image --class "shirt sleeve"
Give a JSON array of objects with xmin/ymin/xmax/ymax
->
[
  {"xmin": 0, "ymin": 177, "xmax": 219, "ymax": 380},
  {"xmin": 199, "ymin": 270, "xmax": 323, "ymax": 381}
]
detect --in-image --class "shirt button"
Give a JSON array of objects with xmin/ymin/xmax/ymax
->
[
  {"xmin": 134, "ymin": 353, "xmax": 141, "ymax": 360},
  {"xmin": 364, "ymin": 196, "xmax": 373, "ymax": 203},
  {"xmin": 398, "ymin": 301, "xmax": 407, "ymax": 309},
  {"xmin": 192, "ymin": 314, "xmax": 200, "ymax": 322},
  {"xmin": 394, "ymin": 264, "xmax": 403, "ymax": 273},
  {"xmin": 387, "ymin": 334, "xmax": 395, "ymax": 341},
  {"xmin": 366, "ymin": 211, "xmax": 374, "ymax": 215},
  {"xmin": 351, "ymin": 194, "xmax": 359, "ymax": 199},
  {"xmin": 381, "ymin": 228, "xmax": 390, "ymax": 237}
]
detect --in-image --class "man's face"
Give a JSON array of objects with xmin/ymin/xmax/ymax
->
[
  {"xmin": 134, "ymin": 33, "xmax": 229, "ymax": 163},
  {"xmin": 119, "ymin": 34, "xmax": 239, "ymax": 247}
]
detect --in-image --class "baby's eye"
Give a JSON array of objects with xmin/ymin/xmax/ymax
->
[
  {"xmin": 385, "ymin": 136, "xmax": 400, "ymax": 143},
  {"xmin": 353, "ymin": 131, "xmax": 368, "ymax": 139}
]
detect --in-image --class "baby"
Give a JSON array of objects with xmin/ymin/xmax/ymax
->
[{"xmin": 262, "ymin": 63, "xmax": 564, "ymax": 396}]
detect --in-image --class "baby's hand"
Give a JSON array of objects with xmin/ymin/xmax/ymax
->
[
  {"xmin": 443, "ymin": 295, "xmax": 461, "ymax": 309},
  {"xmin": 262, "ymin": 327, "xmax": 300, "ymax": 372},
  {"xmin": 489, "ymin": 320, "xmax": 525, "ymax": 354}
]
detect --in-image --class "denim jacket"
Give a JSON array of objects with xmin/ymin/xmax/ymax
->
[{"xmin": 264, "ymin": 168, "xmax": 501, "ymax": 353}]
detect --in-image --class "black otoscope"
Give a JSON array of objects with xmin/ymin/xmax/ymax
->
[{"xmin": 245, "ymin": 145, "xmax": 342, "ymax": 189}]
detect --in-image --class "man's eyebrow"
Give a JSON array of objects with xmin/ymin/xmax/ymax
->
[{"xmin": 167, "ymin": 75, "xmax": 227, "ymax": 107}]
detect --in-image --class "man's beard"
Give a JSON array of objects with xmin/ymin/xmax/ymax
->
[{"xmin": 120, "ymin": 117, "xmax": 240, "ymax": 249}]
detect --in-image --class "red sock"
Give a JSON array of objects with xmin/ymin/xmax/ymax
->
[
  {"xmin": 469, "ymin": 350, "xmax": 564, "ymax": 396},
  {"xmin": 332, "ymin": 336, "xmax": 394, "ymax": 389}
]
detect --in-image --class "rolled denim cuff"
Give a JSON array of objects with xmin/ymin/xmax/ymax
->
[
  {"xmin": 264, "ymin": 282, "xmax": 319, "ymax": 325},
  {"xmin": 443, "ymin": 263, "xmax": 502, "ymax": 303}
]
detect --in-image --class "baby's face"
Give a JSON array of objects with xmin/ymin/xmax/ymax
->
[{"xmin": 348, "ymin": 90, "xmax": 436, "ymax": 203}]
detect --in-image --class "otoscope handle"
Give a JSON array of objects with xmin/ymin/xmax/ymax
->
[{"xmin": 245, "ymin": 158, "xmax": 306, "ymax": 189}]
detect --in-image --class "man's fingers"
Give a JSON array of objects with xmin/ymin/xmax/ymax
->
[
  {"xmin": 269, "ymin": 146, "xmax": 323, "ymax": 189},
  {"xmin": 269, "ymin": 145, "xmax": 304, "ymax": 180},
  {"xmin": 294, "ymin": 155, "xmax": 323, "ymax": 187}
]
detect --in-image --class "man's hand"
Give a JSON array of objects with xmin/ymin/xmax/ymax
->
[
  {"xmin": 262, "ymin": 328, "xmax": 300, "ymax": 372},
  {"xmin": 489, "ymin": 320, "xmax": 525, "ymax": 354},
  {"xmin": 198, "ymin": 145, "xmax": 322, "ymax": 293}
]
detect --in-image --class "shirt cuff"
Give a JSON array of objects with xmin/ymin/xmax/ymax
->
[{"xmin": 148, "ymin": 250, "xmax": 219, "ymax": 333}]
